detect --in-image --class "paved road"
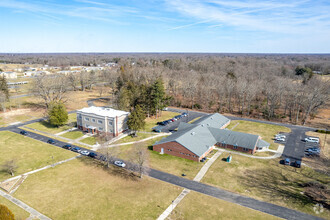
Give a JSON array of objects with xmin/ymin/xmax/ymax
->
[
  {"xmin": 4, "ymin": 126, "xmax": 322, "ymax": 220},
  {"xmin": 0, "ymin": 110, "xmax": 324, "ymax": 220}
]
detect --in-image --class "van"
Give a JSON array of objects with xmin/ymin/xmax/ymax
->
[
  {"xmin": 304, "ymin": 137, "xmax": 319, "ymax": 143},
  {"xmin": 284, "ymin": 158, "xmax": 290, "ymax": 165},
  {"xmin": 294, "ymin": 160, "xmax": 301, "ymax": 168}
]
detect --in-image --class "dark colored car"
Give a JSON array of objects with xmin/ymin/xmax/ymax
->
[
  {"xmin": 20, "ymin": 130, "xmax": 27, "ymax": 135},
  {"xmin": 175, "ymin": 115, "xmax": 182, "ymax": 119},
  {"xmin": 47, "ymin": 139, "xmax": 55, "ymax": 144},
  {"xmin": 285, "ymin": 158, "xmax": 290, "ymax": 165},
  {"xmin": 62, "ymin": 144, "xmax": 72, "ymax": 150},
  {"xmin": 294, "ymin": 160, "xmax": 301, "ymax": 168},
  {"xmin": 88, "ymin": 152, "xmax": 97, "ymax": 158},
  {"xmin": 72, "ymin": 147, "xmax": 81, "ymax": 153},
  {"xmin": 182, "ymin": 112, "xmax": 188, "ymax": 117},
  {"xmin": 153, "ymin": 128, "xmax": 161, "ymax": 133}
]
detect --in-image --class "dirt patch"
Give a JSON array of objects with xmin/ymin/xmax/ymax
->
[
  {"xmin": 0, "ymin": 178, "xmax": 19, "ymax": 192},
  {"xmin": 0, "ymin": 109, "xmax": 32, "ymax": 118}
]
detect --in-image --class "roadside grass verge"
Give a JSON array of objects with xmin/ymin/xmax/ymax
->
[
  {"xmin": 0, "ymin": 131, "xmax": 77, "ymax": 181},
  {"xmin": 111, "ymin": 132, "xmax": 156, "ymax": 144},
  {"xmin": 25, "ymin": 113, "xmax": 76, "ymax": 134},
  {"xmin": 60, "ymin": 130, "xmax": 84, "ymax": 140},
  {"xmin": 14, "ymin": 158, "xmax": 182, "ymax": 219},
  {"xmin": 0, "ymin": 196, "xmax": 30, "ymax": 219},
  {"xmin": 80, "ymin": 136, "xmax": 97, "ymax": 145},
  {"xmin": 202, "ymin": 152, "xmax": 330, "ymax": 218},
  {"xmin": 226, "ymin": 120, "xmax": 291, "ymax": 150},
  {"xmin": 113, "ymin": 137, "xmax": 204, "ymax": 179},
  {"xmin": 142, "ymin": 111, "xmax": 180, "ymax": 132},
  {"xmin": 173, "ymin": 191, "xmax": 280, "ymax": 220}
]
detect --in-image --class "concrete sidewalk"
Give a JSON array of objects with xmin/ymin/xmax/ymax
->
[
  {"xmin": 0, "ymin": 190, "xmax": 51, "ymax": 220},
  {"xmin": 157, "ymin": 150, "xmax": 223, "ymax": 220}
]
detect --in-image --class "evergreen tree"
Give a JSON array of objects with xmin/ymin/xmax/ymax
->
[
  {"xmin": 0, "ymin": 204, "xmax": 15, "ymax": 220},
  {"xmin": 127, "ymin": 105, "xmax": 146, "ymax": 136},
  {"xmin": 0, "ymin": 75, "xmax": 9, "ymax": 100},
  {"xmin": 48, "ymin": 102, "xmax": 68, "ymax": 127},
  {"xmin": 150, "ymin": 78, "xmax": 168, "ymax": 118}
]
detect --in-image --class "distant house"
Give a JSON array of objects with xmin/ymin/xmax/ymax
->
[
  {"xmin": 153, "ymin": 113, "xmax": 269, "ymax": 162},
  {"xmin": 83, "ymin": 67, "xmax": 104, "ymax": 72},
  {"xmin": 23, "ymin": 71, "xmax": 48, "ymax": 77},
  {"xmin": 0, "ymin": 71, "xmax": 17, "ymax": 79},
  {"xmin": 76, "ymin": 106, "xmax": 129, "ymax": 137}
]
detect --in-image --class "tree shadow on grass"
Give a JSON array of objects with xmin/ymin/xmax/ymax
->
[
  {"xmin": 77, "ymin": 156, "xmax": 139, "ymax": 182},
  {"xmin": 240, "ymin": 165, "xmax": 315, "ymax": 207}
]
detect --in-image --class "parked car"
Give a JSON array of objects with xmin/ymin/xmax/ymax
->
[
  {"xmin": 153, "ymin": 128, "xmax": 161, "ymax": 133},
  {"xmin": 88, "ymin": 152, "xmax": 97, "ymax": 158},
  {"xmin": 72, "ymin": 147, "xmax": 81, "ymax": 153},
  {"xmin": 284, "ymin": 158, "xmax": 290, "ymax": 165},
  {"xmin": 47, "ymin": 139, "xmax": 55, "ymax": 144},
  {"xmin": 170, "ymin": 119, "xmax": 175, "ymax": 122},
  {"xmin": 20, "ymin": 130, "xmax": 27, "ymax": 135},
  {"xmin": 304, "ymin": 137, "xmax": 319, "ymax": 143},
  {"xmin": 80, "ymin": 150, "xmax": 89, "ymax": 156},
  {"xmin": 114, "ymin": 160, "xmax": 126, "ymax": 168},
  {"xmin": 275, "ymin": 134, "xmax": 285, "ymax": 138},
  {"xmin": 62, "ymin": 144, "xmax": 72, "ymax": 150},
  {"xmin": 294, "ymin": 160, "xmax": 301, "ymax": 168},
  {"xmin": 275, "ymin": 137, "xmax": 286, "ymax": 142},
  {"xmin": 305, "ymin": 147, "xmax": 320, "ymax": 154},
  {"xmin": 174, "ymin": 115, "xmax": 182, "ymax": 119},
  {"xmin": 182, "ymin": 112, "xmax": 188, "ymax": 117}
]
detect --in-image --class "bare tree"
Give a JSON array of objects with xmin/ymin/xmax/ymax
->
[
  {"xmin": 99, "ymin": 145, "xmax": 119, "ymax": 168},
  {"xmin": 0, "ymin": 91, "xmax": 6, "ymax": 112},
  {"xmin": 31, "ymin": 75, "xmax": 68, "ymax": 108},
  {"xmin": 67, "ymin": 73, "xmax": 78, "ymax": 91},
  {"xmin": 129, "ymin": 144, "xmax": 149, "ymax": 178},
  {"xmin": 2, "ymin": 160, "xmax": 17, "ymax": 176}
]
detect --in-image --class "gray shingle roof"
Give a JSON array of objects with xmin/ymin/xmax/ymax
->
[
  {"xmin": 154, "ymin": 113, "xmax": 269, "ymax": 157},
  {"xmin": 257, "ymin": 139, "xmax": 270, "ymax": 148},
  {"xmin": 192, "ymin": 113, "xmax": 230, "ymax": 128},
  {"xmin": 208, "ymin": 128, "xmax": 259, "ymax": 150}
]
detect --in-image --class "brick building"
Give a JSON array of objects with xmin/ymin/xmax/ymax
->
[
  {"xmin": 153, "ymin": 113, "xmax": 269, "ymax": 161},
  {"xmin": 76, "ymin": 106, "xmax": 129, "ymax": 137}
]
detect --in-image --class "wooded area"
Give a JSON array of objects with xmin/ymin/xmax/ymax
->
[{"xmin": 1, "ymin": 53, "xmax": 329, "ymax": 126}]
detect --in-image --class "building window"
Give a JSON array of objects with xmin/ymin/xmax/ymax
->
[
  {"xmin": 92, "ymin": 118, "xmax": 96, "ymax": 122},
  {"xmin": 243, "ymin": 148, "xmax": 249, "ymax": 151},
  {"xmin": 98, "ymin": 120, "xmax": 103, "ymax": 124},
  {"xmin": 85, "ymin": 117, "xmax": 89, "ymax": 121},
  {"xmin": 109, "ymin": 121, "xmax": 113, "ymax": 125},
  {"xmin": 109, "ymin": 129, "xmax": 113, "ymax": 133},
  {"xmin": 99, "ymin": 127, "xmax": 103, "ymax": 131},
  {"xmin": 233, "ymin": 145, "xmax": 237, "ymax": 149},
  {"xmin": 222, "ymin": 142, "xmax": 226, "ymax": 147},
  {"xmin": 78, "ymin": 114, "xmax": 82, "ymax": 119},
  {"xmin": 168, "ymin": 149, "xmax": 172, "ymax": 151},
  {"xmin": 86, "ymin": 124, "xmax": 90, "ymax": 128}
]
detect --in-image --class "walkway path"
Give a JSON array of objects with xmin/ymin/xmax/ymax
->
[
  {"xmin": 0, "ymin": 190, "xmax": 51, "ymax": 220},
  {"xmin": 216, "ymin": 145, "xmax": 284, "ymax": 159},
  {"xmin": 95, "ymin": 133, "xmax": 170, "ymax": 149},
  {"xmin": 157, "ymin": 150, "xmax": 223, "ymax": 220}
]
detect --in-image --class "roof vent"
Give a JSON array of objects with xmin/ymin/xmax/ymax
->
[
  {"xmin": 201, "ymin": 124, "xmax": 204, "ymax": 127},
  {"xmin": 191, "ymin": 132, "xmax": 195, "ymax": 135},
  {"xmin": 211, "ymin": 117, "xmax": 213, "ymax": 120},
  {"xmin": 207, "ymin": 123, "xmax": 210, "ymax": 126}
]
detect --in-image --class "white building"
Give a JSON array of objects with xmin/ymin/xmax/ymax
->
[
  {"xmin": 76, "ymin": 106, "xmax": 129, "ymax": 136},
  {"xmin": 0, "ymin": 71, "xmax": 17, "ymax": 79}
]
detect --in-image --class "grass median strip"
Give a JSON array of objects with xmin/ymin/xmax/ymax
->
[
  {"xmin": 0, "ymin": 196, "xmax": 30, "ymax": 219},
  {"xmin": 60, "ymin": 130, "xmax": 84, "ymax": 140}
]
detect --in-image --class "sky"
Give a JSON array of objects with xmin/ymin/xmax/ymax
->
[{"xmin": 0, "ymin": 0, "xmax": 329, "ymax": 53}]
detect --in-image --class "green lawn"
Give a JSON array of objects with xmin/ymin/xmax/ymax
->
[
  {"xmin": 25, "ymin": 113, "xmax": 77, "ymax": 134},
  {"xmin": 61, "ymin": 130, "xmax": 84, "ymax": 140},
  {"xmin": 115, "ymin": 137, "xmax": 204, "ymax": 179},
  {"xmin": 80, "ymin": 136, "xmax": 97, "ymax": 145},
  {"xmin": 14, "ymin": 158, "xmax": 182, "ymax": 219},
  {"xmin": 111, "ymin": 132, "xmax": 156, "ymax": 144},
  {"xmin": 0, "ymin": 196, "xmax": 30, "ymax": 220},
  {"xmin": 226, "ymin": 120, "xmax": 291, "ymax": 150},
  {"xmin": 142, "ymin": 111, "xmax": 179, "ymax": 132},
  {"xmin": 173, "ymin": 191, "xmax": 280, "ymax": 220},
  {"xmin": 0, "ymin": 131, "xmax": 77, "ymax": 181},
  {"xmin": 202, "ymin": 152, "xmax": 330, "ymax": 218}
]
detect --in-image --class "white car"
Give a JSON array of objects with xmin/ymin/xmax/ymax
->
[
  {"xmin": 276, "ymin": 137, "xmax": 285, "ymax": 142},
  {"xmin": 114, "ymin": 160, "xmax": 126, "ymax": 168},
  {"xmin": 275, "ymin": 134, "xmax": 285, "ymax": 138},
  {"xmin": 305, "ymin": 137, "xmax": 319, "ymax": 143},
  {"xmin": 80, "ymin": 150, "xmax": 90, "ymax": 156}
]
